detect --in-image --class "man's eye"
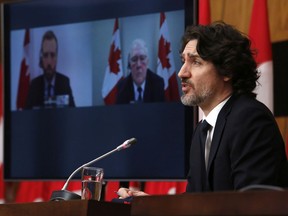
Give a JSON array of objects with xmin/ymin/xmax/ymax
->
[{"xmin": 192, "ymin": 60, "xmax": 201, "ymax": 65}]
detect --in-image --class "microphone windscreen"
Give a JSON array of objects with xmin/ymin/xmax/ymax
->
[
  {"xmin": 116, "ymin": 137, "xmax": 137, "ymax": 151},
  {"xmin": 128, "ymin": 137, "xmax": 137, "ymax": 145}
]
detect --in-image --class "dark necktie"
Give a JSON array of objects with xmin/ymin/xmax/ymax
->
[
  {"xmin": 137, "ymin": 87, "xmax": 143, "ymax": 102},
  {"xmin": 48, "ymin": 84, "xmax": 53, "ymax": 97},
  {"xmin": 199, "ymin": 119, "xmax": 211, "ymax": 191},
  {"xmin": 199, "ymin": 120, "xmax": 211, "ymax": 151}
]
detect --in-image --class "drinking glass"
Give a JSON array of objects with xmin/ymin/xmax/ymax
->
[{"xmin": 81, "ymin": 167, "xmax": 104, "ymax": 201}]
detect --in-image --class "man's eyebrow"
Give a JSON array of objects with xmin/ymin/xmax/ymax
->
[
  {"xmin": 187, "ymin": 52, "xmax": 200, "ymax": 58},
  {"xmin": 180, "ymin": 52, "xmax": 200, "ymax": 58}
]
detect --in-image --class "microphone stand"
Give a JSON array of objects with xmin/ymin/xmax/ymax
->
[{"xmin": 50, "ymin": 138, "xmax": 137, "ymax": 201}]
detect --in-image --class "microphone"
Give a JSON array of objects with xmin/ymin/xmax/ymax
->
[{"xmin": 50, "ymin": 138, "xmax": 137, "ymax": 201}]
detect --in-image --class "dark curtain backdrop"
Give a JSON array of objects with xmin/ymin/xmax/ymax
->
[{"xmin": 273, "ymin": 40, "xmax": 288, "ymax": 116}]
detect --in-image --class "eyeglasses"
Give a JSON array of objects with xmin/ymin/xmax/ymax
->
[
  {"xmin": 42, "ymin": 52, "xmax": 57, "ymax": 59},
  {"xmin": 130, "ymin": 55, "xmax": 147, "ymax": 64}
]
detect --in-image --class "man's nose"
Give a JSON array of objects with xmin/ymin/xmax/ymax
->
[
  {"xmin": 136, "ymin": 59, "xmax": 142, "ymax": 66},
  {"xmin": 178, "ymin": 64, "xmax": 187, "ymax": 78}
]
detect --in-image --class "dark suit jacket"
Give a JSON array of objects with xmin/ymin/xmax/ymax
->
[
  {"xmin": 186, "ymin": 94, "xmax": 288, "ymax": 192},
  {"xmin": 25, "ymin": 72, "xmax": 75, "ymax": 109},
  {"xmin": 116, "ymin": 69, "xmax": 165, "ymax": 104}
]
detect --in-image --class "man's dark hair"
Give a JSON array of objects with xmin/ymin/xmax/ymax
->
[
  {"xmin": 39, "ymin": 30, "xmax": 58, "ymax": 68},
  {"xmin": 181, "ymin": 21, "xmax": 259, "ymax": 98},
  {"xmin": 40, "ymin": 30, "xmax": 58, "ymax": 54}
]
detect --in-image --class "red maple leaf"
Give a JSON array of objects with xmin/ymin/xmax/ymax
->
[
  {"xmin": 158, "ymin": 35, "xmax": 171, "ymax": 69},
  {"xmin": 109, "ymin": 43, "xmax": 121, "ymax": 74}
]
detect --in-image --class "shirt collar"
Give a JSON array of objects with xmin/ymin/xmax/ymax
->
[
  {"xmin": 44, "ymin": 75, "xmax": 56, "ymax": 87},
  {"xmin": 133, "ymin": 81, "xmax": 146, "ymax": 93},
  {"xmin": 202, "ymin": 96, "xmax": 231, "ymax": 128}
]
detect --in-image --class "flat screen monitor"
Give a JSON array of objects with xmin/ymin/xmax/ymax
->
[{"xmin": 3, "ymin": 0, "xmax": 196, "ymax": 180}]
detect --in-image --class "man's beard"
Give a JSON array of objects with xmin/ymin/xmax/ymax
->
[
  {"xmin": 44, "ymin": 66, "xmax": 55, "ymax": 80},
  {"xmin": 181, "ymin": 94, "xmax": 203, "ymax": 106},
  {"xmin": 180, "ymin": 88, "xmax": 211, "ymax": 107}
]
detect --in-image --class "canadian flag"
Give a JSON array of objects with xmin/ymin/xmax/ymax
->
[
  {"xmin": 102, "ymin": 18, "xmax": 124, "ymax": 105},
  {"xmin": 249, "ymin": 0, "xmax": 273, "ymax": 113},
  {"xmin": 15, "ymin": 182, "xmax": 44, "ymax": 203},
  {"xmin": 144, "ymin": 181, "xmax": 187, "ymax": 195},
  {"xmin": 157, "ymin": 12, "xmax": 179, "ymax": 101},
  {"xmin": 42, "ymin": 180, "xmax": 81, "ymax": 201},
  {"xmin": 15, "ymin": 180, "xmax": 81, "ymax": 203},
  {"xmin": 16, "ymin": 29, "xmax": 31, "ymax": 110},
  {"xmin": 105, "ymin": 181, "xmax": 119, "ymax": 201},
  {"xmin": 144, "ymin": 12, "xmax": 186, "ymax": 195},
  {"xmin": 198, "ymin": 0, "xmax": 211, "ymax": 25}
]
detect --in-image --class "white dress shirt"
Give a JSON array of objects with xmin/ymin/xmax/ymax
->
[{"xmin": 201, "ymin": 96, "xmax": 231, "ymax": 169}]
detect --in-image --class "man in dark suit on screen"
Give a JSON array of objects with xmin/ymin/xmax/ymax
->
[
  {"xmin": 116, "ymin": 39, "xmax": 165, "ymax": 104},
  {"xmin": 25, "ymin": 30, "xmax": 75, "ymax": 109}
]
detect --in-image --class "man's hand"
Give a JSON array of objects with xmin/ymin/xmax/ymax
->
[{"xmin": 117, "ymin": 187, "xmax": 149, "ymax": 199}]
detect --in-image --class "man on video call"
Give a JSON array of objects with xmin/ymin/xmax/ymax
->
[
  {"xmin": 116, "ymin": 39, "xmax": 165, "ymax": 104},
  {"xmin": 25, "ymin": 30, "xmax": 75, "ymax": 109}
]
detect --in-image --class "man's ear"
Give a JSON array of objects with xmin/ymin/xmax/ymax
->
[{"xmin": 223, "ymin": 76, "xmax": 231, "ymax": 82}]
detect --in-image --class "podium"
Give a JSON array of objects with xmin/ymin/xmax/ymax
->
[
  {"xmin": 0, "ymin": 200, "xmax": 131, "ymax": 216},
  {"xmin": 2, "ymin": 190, "xmax": 288, "ymax": 216},
  {"xmin": 131, "ymin": 190, "xmax": 288, "ymax": 215}
]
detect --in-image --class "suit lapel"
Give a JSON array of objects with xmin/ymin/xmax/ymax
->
[
  {"xmin": 206, "ymin": 95, "xmax": 235, "ymax": 173},
  {"xmin": 190, "ymin": 122, "xmax": 206, "ymax": 191},
  {"xmin": 127, "ymin": 74, "xmax": 135, "ymax": 102},
  {"xmin": 143, "ymin": 71, "xmax": 151, "ymax": 101},
  {"xmin": 117, "ymin": 74, "xmax": 134, "ymax": 103}
]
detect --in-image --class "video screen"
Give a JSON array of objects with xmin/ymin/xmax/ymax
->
[
  {"xmin": 9, "ymin": 6, "xmax": 184, "ymax": 110},
  {"xmin": 4, "ymin": 0, "xmax": 194, "ymax": 180}
]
